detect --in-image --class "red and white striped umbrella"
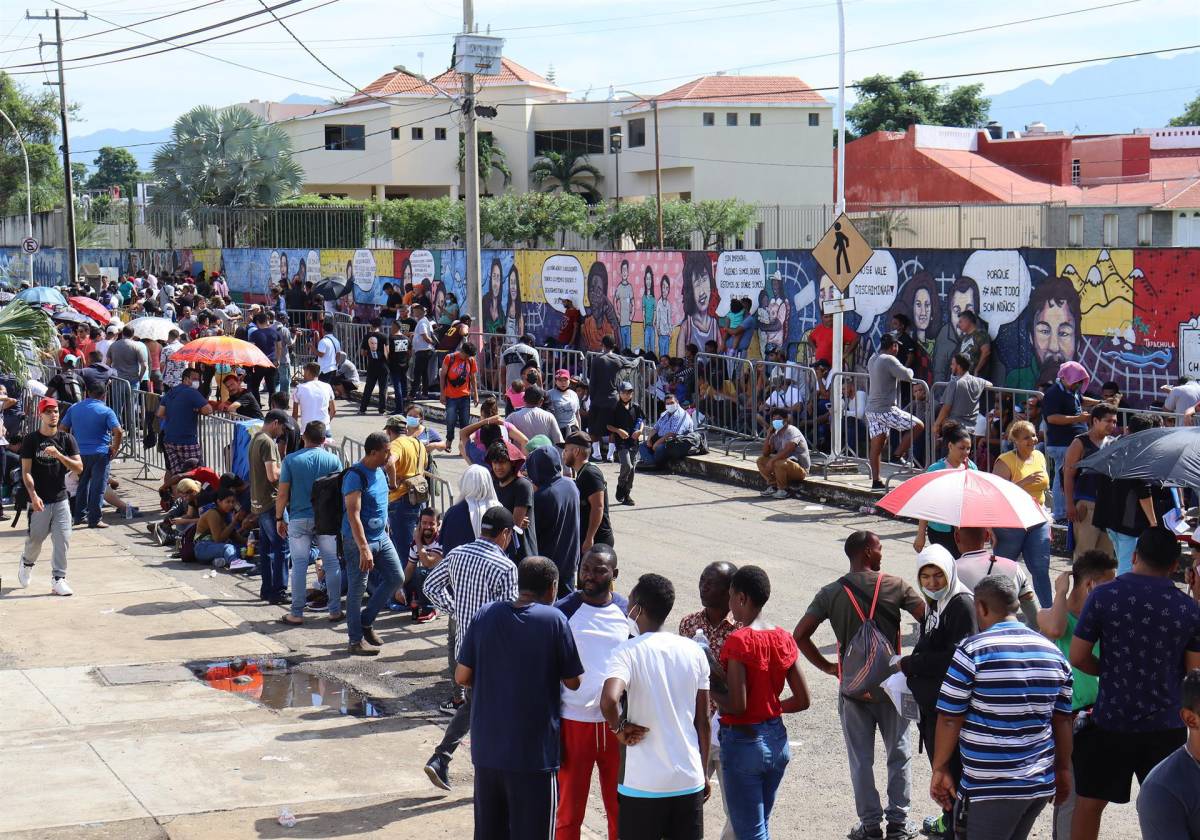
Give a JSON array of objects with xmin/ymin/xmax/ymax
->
[{"xmin": 876, "ymin": 468, "xmax": 1048, "ymax": 529}]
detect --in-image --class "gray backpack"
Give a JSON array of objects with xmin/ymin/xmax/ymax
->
[{"xmin": 838, "ymin": 574, "xmax": 898, "ymax": 702}]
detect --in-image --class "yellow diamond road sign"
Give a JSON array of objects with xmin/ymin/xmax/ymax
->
[{"xmin": 812, "ymin": 213, "xmax": 873, "ymax": 293}]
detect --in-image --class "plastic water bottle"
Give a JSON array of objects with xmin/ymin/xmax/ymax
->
[
  {"xmin": 277, "ymin": 808, "xmax": 297, "ymax": 828},
  {"xmin": 693, "ymin": 630, "xmax": 709, "ymax": 650}
]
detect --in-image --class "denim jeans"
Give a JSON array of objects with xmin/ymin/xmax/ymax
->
[
  {"xmin": 619, "ymin": 324, "xmax": 632, "ymax": 349},
  {"xmin": 993, "ymin": 521, "xmax": 1052, "ymax": 607},
  {"xmin": 1046, "ymin": 444, "xmax": 1068, "ymax": 520},
  {"xmin": 1107, "ymin": 529, "xmax": 1138, "ymax": 575},
  {"xmin": 389, "ymin": 369, "xmax": 406, "ymax": 412},
  {"xmin": 74, "ymin": 452, "xmax": 112, "ymax": 526},
  {"xmin": 638, "ymin": 441, "xmax": 670, "ymax": 468},
  {"xmin": 444, "ymin": 395, "xmax": 471, "ymax": 445},
  {"xmin": 194, "ymin": 540, "xmax": 238, "ymax": 567},
  {"xmin": 257, "ymin": 508, "xmax": 291, "ymax": 601},
  {"xmin": 287, "ymin": 516, "xmax": 340, "ymax": 618},
  {"xmin": 720, "ymin": 718, "xmax": 791, "ymax": 840},
  {"xmin": 344, "ymin": 535, "xmax": 403, "ymax": 644},
  {"xmin": 388, "ymin": 498, "xmax": 422, "ymax": 564}
]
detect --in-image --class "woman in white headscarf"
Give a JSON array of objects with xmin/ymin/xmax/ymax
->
[
  {"xmin": 898, "ymin": 543, "xmax": 976, "ymax": 838},
  {"xmin": 438, "ymin": 464, "xmax": 500, "ymax": 554}
]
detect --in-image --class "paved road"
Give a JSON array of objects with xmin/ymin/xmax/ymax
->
[{"xmin": 104, "ymin": 405, "xmax": 1138, "ymax": 839}]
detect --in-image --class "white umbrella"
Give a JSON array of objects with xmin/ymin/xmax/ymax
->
[
  {"xmin": 877, "ymin": 469, "xmax": 1049, "ymax": 529},
  {"xmin": 126, "ymin": 316, "xmax": 176, "ymax": 341}
]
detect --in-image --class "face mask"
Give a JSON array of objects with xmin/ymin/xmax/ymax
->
[
  {"xmin": 922, "ymin": 586, "xmax": 949, "ymax": 601},
  {"xmin": 189, "ymin": 381, "xmax": 200, "ymax": 389},
  {"xmin": 627, "ymin": 613, "xmax": 642, "ymax": 637},
  {"xmin": 406, "ymin": 416, "xmax": 420, "ymax": 428},
  {"xmin": 667, "ymin": 403, "xmax": 680, "ymax": 415},
  {"xmin": 771, "ymin": 418, "xmax": 785, "ymax": 431}
]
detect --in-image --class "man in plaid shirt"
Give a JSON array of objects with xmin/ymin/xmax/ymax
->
[{"xmin": 422, "ymin": 505, "xmax": 518, "ymax": 791}]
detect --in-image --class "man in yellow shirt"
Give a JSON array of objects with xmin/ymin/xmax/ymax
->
[{"xmin": 384, "ymin": 414, "xmax": 428, "ymax": 554}]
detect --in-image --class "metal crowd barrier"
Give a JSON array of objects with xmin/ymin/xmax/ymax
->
[
  {"xmin": 334, "ymin": 321, "xmax": 371, "ymax": 369},
  {"xmin": 536, "ymin": 347, "xmax": 588, "ymax": 384},
  {"xmin": 476, "ymin": 332, "xmax": 513, "ymax": 398},
  {"xmin": 339, "ymin": 435, "xmax": 454, "ymax": 516},
  {"xmin": 689, "ymin": 352, "xmax": 763, "ymax": 443},
  {"xmin": 198, "ymin": 410, "xmax": 247, "ymax": 476},
  {"xmin": 749, "ymin": 360, "xmax": 824, "ymax": 462},
  {"xmin": 823, "ymin": 370, "xmax": 929, "ymax": 484}
]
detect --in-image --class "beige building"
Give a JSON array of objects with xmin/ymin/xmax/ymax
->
[{"xmin": 261, "ymin": 59, "xmax": 833, "ymax": 205}]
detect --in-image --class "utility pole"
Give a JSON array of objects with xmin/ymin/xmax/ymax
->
[
  {"xmin": 461, "ymin": 0, "xmax": 482, "ymax": 338},
  {"xmin": 28, "ymin": 8, "xmax": 87, "ymax": 286},
  {"xmin": 831, "ymin": 0, "xmax": 848, "ymax": 458},
  {"xmin": 653, "ymin": 99, "xmax": 663, "ymax": 249}
]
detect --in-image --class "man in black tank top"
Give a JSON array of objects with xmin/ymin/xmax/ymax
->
[{"xmin": 1061, "ymin": 404, "xmax": 1117, "ymax": 560}]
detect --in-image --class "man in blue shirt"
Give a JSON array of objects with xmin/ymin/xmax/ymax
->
[
  {"xmin": 1136, "ymin": 669, "xmax": 1200, "ymax": 839},
  {"xmin": 1069, "ymin": 526, "xmax": 1200, "ymax": 840},
  {"xmin": 343, "ymin": 431, "xmax": 401, "ymax": 656},
  {"xmin": 60, "ymin": 380, "xmax": 123, "ymax": 528},
  {"xmin": 277, "ymin": 420, "xmax": 343, "ymax": 626},
  {"xmin": 246, "ymin": 312, "xmax": 279, "ymax": 397},
  {"xmin": 638, "ymin": 393, "xmax": 695, "ymax": 470},
  {"xmin": 457, "ymin": 555, "xmax": 583, "ymax": 838},
  {"xmin": 156, "ymin": 367, "xmax": 213, "ymax": 475}
]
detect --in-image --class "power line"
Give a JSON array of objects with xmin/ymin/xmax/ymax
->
[{"xmin": 0, "ymin": 0, "xmax": 230, "ymax": 55}]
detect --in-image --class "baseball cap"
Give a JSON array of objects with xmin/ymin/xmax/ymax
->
[
  {"xmin": 525, "ymin": 434, "xmax": 554, "ymax": 453},
  {"xmin": 564, "ymin": 430, "xmax": 592, "ymax": 448},
  {"xmin": 384, "ymin": 414, "xmax": 407, "ymax": 430},
  {"xmin": 619, "ymin": 380, "xmax": 634, "ymax": 392},
  {"xmin": 37, "ymin": 397, "xmax": 58, "ymax": 413},
  {"xmin": 554, "ymin": 368, "xmax": 571, "ymax": 379},
  {"xmin": 62, "ymin": 354, "xmax": 78, "ymax": 366},
  {"xmin": 480, "ymin": 505, "xmax": 514, "ymax": 533}
]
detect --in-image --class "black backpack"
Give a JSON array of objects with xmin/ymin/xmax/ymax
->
[{"xmin": 312, "ymin": 463, "xmax": 370, "ymax": 536}]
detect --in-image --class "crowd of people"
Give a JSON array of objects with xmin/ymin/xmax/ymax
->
[{"xmin": 7, "ymin": 267, "xmax": 1200, "ymax": 840}]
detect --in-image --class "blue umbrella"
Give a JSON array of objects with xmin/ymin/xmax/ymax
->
[{"xmin": 14, "ymin": 286, "xmax": 68, "ymax": 307}]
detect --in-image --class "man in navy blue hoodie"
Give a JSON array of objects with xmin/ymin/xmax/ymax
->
[{"xmin": 527, "ymin": 446, "xmax": 580, "ymax": 596}]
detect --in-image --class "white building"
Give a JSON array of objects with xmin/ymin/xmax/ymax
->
[{"xmin": 260, "ymin": 59, "xmax": 833, "ymax": 206}]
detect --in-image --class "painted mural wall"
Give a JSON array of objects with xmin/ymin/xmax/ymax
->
[{"xmin": 2, "ymin": 245, "xmax": 1198, "ymax": 405}]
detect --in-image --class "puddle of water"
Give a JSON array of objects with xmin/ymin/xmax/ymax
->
[{"xmin": 191, "ymin": 658, "xmax": 385, "ymax": 717}]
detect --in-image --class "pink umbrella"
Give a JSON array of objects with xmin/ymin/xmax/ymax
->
[{"xmin": 876, "ymin": 469, "xmax": 1048, "ymax": 529}]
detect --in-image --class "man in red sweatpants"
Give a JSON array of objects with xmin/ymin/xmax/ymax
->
[{"xmin": 555, "ymin": 545, "xmax": 628, "ymax": 839}]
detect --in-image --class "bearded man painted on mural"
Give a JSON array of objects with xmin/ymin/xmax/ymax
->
[{"xmin": 1005, "ymin": 275, "xmax": 1083, "ymax": 390}]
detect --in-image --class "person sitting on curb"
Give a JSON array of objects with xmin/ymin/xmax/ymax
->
[
  {"xmin": 756, "ymin": 407, "xmax": 811, "ymax": 500},
  {"xmin": 637, "ymin": 393, "xmax": 695, "ymax": 471}
]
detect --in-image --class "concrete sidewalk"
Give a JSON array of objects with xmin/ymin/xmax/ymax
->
[{"xmin": 0, "ymin": 499, "xmax": 484, "ymax": 838}]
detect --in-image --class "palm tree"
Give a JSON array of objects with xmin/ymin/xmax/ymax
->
[
  {"xmin": 0, "ymin": 301, "xmax": 54, "ymax": 384},
  {"xmin": 862, "ymin": 209, "xmax": 916, "ymax": 247},
  {"xmin": 529, "ymin": 150, "xmax": 603, "ymax": 204},
  {"xmin": 457, "ymin": 133, "xmax": 512, "ymax": 195}
]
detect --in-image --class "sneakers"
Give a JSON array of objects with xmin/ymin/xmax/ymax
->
[
  {"xmin": 362, "ymin": 626, "xmax": 384, "ymax": 646},
  {"xmin": 415, "ymin": 608, "xmax": 439, "ymax": 624},
  {"xmin": 17, "ymin": 562, "xmax": 33, "ymax": 588},
  {"xmin": 621, "ymin": 496, "xmax": 636, "ymax": 506},
  {"xmin": 438, "ymin": 697, "xmax": 464, "ymax": 716},
  {"xmin": 920, "ymin": 815, "xmax": 948, "ymax": 838},
  {"xmin": 348, "ymin": 640, "xmax": 379, "ymax": 656},
  {"xmin": 887, "ymin": 821, "xmax": 919, "ymax": 839},
  {"xmin": 51, "ymin": 578, "xmax": 74, "ymax": 596},
  {"xmin": 871, "ymin": 480, "xmax": 887, "ymax": 490},
  {"xmin": 228, "ymin": 557, "xmax": 254, "ymax": 572},
  {"xmin": 760, "ymin": 486, "xmax": 777, "ymax": 496},
  {"xmin": 424, "ymin": 755, "xmax": 451, "ymax": 791},
  {"xmin": 848, "ymin": 825, "xmax": 884, "ymax": 840},
  {"xmin": 771, "ymin": 489, "xmax": 790, "ymax": 500}
]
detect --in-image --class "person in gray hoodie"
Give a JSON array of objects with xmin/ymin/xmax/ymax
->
[{"xmin": 527, "ymin": 446, "xmax": 580, "ymax": 596}]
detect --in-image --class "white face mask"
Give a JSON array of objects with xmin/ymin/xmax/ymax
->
[
  {"xmin": 626, "ymin": 606, "xmax": 642, "ymax": 637},
  {"xmin": 666, "ymin": 403, "xmax": 680, "ymax": 415},
  {"xmin": 922, "ymin": 585, "xmax": 948, "ymax": 601}
]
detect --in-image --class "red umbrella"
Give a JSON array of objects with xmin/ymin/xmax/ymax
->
[
  {"xmin": 876, "ymin": 469, "xmax": 1048, "ymax": 529},
  {"xmin": 68, "ymin": 296, "xmax": 112, "ymax": 324},
  {"xmin": 170, "ymin": 335, "xmax": 275, "ymax": 368}
]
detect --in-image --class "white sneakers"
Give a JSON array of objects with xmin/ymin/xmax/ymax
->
[
  {"xmin": 50, "ymin": 578, "xmax": 74, "ymax": 596},
  {"xmin": 15, "ymin": 564, "xmax": 73, "ymax": 595},
  {"xmin": 17, "ymin": 562, "xmax": 32, "ymax": 588}
]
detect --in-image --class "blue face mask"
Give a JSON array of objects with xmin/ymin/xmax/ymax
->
[
  {"xmin": 771, "ymin": 418, "xmax": 785, "ymax": 431},
  {"xmin": 406, "ymin": 416, "xmax": 420, "ymax": 428}
]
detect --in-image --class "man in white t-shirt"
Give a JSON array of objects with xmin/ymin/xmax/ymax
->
[
  {"xmin": 316, "ymin": 320, "xmax": 341, "ymax": 382},
  {"xmin": 292, "ymin": 362, "xmax": 336, "ymax": 432},
  {"xmin": 1162, "ymin": 376, "xmax": 1200, "ymax": 426},
  {"xmin": 953, "ymin": 525, "xmax": 1040, "ymax": 624},
  {"xmin": 410, "ymin": 304, "xmax": 437, "ymax": 398},
  {"xmin": 601, "ymin": 572, "xmax": 710, "ymax": 840},
  {"xmin": 96, "ymin": 326, "xmax": 117, "ymax": 362}
]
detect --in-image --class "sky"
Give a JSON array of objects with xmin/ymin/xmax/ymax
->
[{"xmin": 0, "ymin": 0, "xmax": 1197, "ymax": 133}]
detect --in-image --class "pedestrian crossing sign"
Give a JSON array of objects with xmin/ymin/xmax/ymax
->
[{"xmin": 812, "ymin": 214, "xmax": 873, "ymax": 293}]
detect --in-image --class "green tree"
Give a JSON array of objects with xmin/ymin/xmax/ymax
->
[
  {"xmin": 150, "ymin": 105, "xmax": 303, "ymax": 209},
  {"xmin": 846, "ymin": 71, "xmax": 989, "ymax": 137},
  {"xmin": 481, "ymin": 191, "xmax": 592, "ymax": 247},
  {"xmin": 0, "ymin": 301, "xmax": 55, "ymax": 384},
  {"xmin": 0, "ymin": 72, "xmax": 65, "ymax": 216},
  {"xmin": 70, "ymin": 162, "xmax": 88, "ymax": 195},
  {"xmin": 858, "ymin": 208, "xmax": 915, "ymax": 247},
  {"xmin": 378, "ymin": 197, "xmax": 457, "ymax": 248},
  {"xmin": 457, "ymin": 133, "xmax": 512, "ymax": 195},
  {"xmin": 1168, "ymin": 92, "xmax": 1200, "ymax": 127},
  {"xmin": 528, "ymin": 150, "xmax": 603, "ymax": 204},
  {"xmin": 692, "ymin": 199, "xmax": 758, "ymax": 249},
  {"xmin": 594, "ymin": 200, "xmax": 695, "ymax": 249},
  {"xmin": 85, "ymin": 145, "xmax": 139, "ymax": 193}
]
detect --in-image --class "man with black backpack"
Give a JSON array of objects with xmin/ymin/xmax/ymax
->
[
  {"xmin": 794, "ymin": 530, "xmax": 926, "ymax": 840},
  {"xmin": 45, "ymin": 355, "xmax": 84, "ymax": 407}
]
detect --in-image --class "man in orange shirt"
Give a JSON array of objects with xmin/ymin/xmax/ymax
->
[{"xmin": 440, "ymin": 341, "xmax": 478, "ymax": 456}]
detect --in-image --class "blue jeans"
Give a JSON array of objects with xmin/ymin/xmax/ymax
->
[
  {"xmin": 344, "ymin": 536, "xmax": 403, "ymax": 644},
  {"xmin": 993, "ymin": 521, "xmax": 1052, "ymax": 606},
  {"xmin": 194, "ymin": 540, "xmax": 238, "ymax": 567},
  {"xmin": 1107, "ymin": 529, "xmax": 1137, "ymax": 575},
  {"xmin": 1046, "ymin": 444, "xmax": 1068, "ymax": 520},
  {"xmin": 720, "ymin": 718, "xmax": 791, "ymax": 840},
  {"xmin": 257, "ymin": 509, "xmax": 291, "ymax": 601},
  {"xmin": 74, "ymin": 452, "xmax": 112, "ymax": 526},
  {"xmin": 658, "ymin": 336, "xmax": 670, "ymax": 358},
  {"xmin": 389, "ymin": 369, "xmax": 406, "ymax": 412},
  {"xmin": 287, "ymin": 516, "xmax": 340, "ymax": 618},
  {"xmin": 638, "ymin": 441, "xmax": 670, "ymax": 468},
  {"xmin": 388, "ymin": 498, "xmax": 421, "ymax": 562},
  {"xmin": 444, "ymin": 395, "xmax": 471, "ymax": 447},
  {"xmin": 619, "ymin": 324, "xmax": 632, "ymax": 349}
]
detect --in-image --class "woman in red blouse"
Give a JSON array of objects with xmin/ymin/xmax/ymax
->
[{"xmin": 711, "ymin": 565, "xmax": 810, "ymax": 839}]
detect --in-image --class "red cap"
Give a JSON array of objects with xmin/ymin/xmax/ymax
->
[
  {"xmin": 37, "ymin": 397, "xmax": 59, "ymax": 414},
  {"xmin": 554, "ymin": 369, "xmax": 571, "ymax": 379}
]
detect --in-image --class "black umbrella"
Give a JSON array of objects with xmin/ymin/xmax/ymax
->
[
  {"xmin": 312, "ymin": 274, "xmax": 350, "ymax": 302},
  {"xmin": 1077, "ymin": 426, "xmax": 1200, "ymax": 487}
]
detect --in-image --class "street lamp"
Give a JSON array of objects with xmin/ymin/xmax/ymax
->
[
  {"xmin": 0, "ymin": 106, "xmax": 34, "ymax": 286},
  {"xmin": 609, "ymin": 129, "xmax": 622, "ymax": 206},
  {"xmin": 615, "ymin": 90, "xmax": 663, "ymax": 249}
]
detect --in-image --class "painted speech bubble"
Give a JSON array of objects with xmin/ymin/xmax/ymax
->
[
  {"xmin": 305, "ymin": 250, "xmax": 320, "ymax": 281},
  {"xmin": 847, "ymin": 250, "xmax": 898, "ymax": 334},
  {"xmin": 352, "ymin": 249, "xmax": 377, "ymax": 293},
  {"xmin": 963, "ymin": 250, "xmax": 1030, "ymax": 337},
  {"xmin": 541, "ymin": 254, "xmax": 586, "ymax": 313},
  {"xmin": 409, "ymin": 249, "xmax": 435, "ymax": 283},
  {"xmin": 714, "ymin": 251, "xmax": 766, "ymax": 316}
]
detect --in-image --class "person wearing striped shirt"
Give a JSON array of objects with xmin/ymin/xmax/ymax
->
[{"xmin": 931, "ymin": 575, "xmax": 1074, "ymax": 840}]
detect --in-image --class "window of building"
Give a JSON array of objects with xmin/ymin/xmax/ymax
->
[
  {"xmin": 435, "ymin": 127, "xmax": 447, "ymax": 140},
  {"xmin": 1071, "ymin": 159, "xmax": 1081, "ymax": 185},
  {"xmin": 726, "ymin": 112, "xmax": 738, "ymax": 126},
  {"xmin": 749, "ymin": 113, "xmax": 761, "ymax": 127},
  {"xmin": 703, "ymin": 112, "xmax": 715, "ymax": 127},
  {"xmin": 411, "ymin": 127, "xmax": 424, "ymax": 141},
  {"xmin": 534, "ymin": 128, "xmax": 604, "ymax": 156},
  {"xmin": 1068, "ymin": 213, "xmax": 1084, "ymax": 246},
  {"xmin": 808, "ymin": 112, "xmax": 820, "ymax": 127},
  {"xmin": 1102, "ymin": 213, "xmax": 1118, "ymax": 247},
  {"xmin": 324, "ymin": 124, "xmax": 365, "ymax": 151},
  {"xmin": 390, "ymin": 128, "xmax": 400, "ymax": 140},
  {"xmin": 1137, "ymin": 212, "xmax": 1153, "ymax": 245},
  {"xmin": 628, "ymin": 118, "xmax": 646, "ymax": 148}
]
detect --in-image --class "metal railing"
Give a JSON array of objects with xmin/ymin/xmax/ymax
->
[
  {"xmin": 689, "ymin": 352, "xmax": 763, "ymax": 443},
  {"xmin": 339, "ymin": 434, "xmax": 454, "ymax": 516}
]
